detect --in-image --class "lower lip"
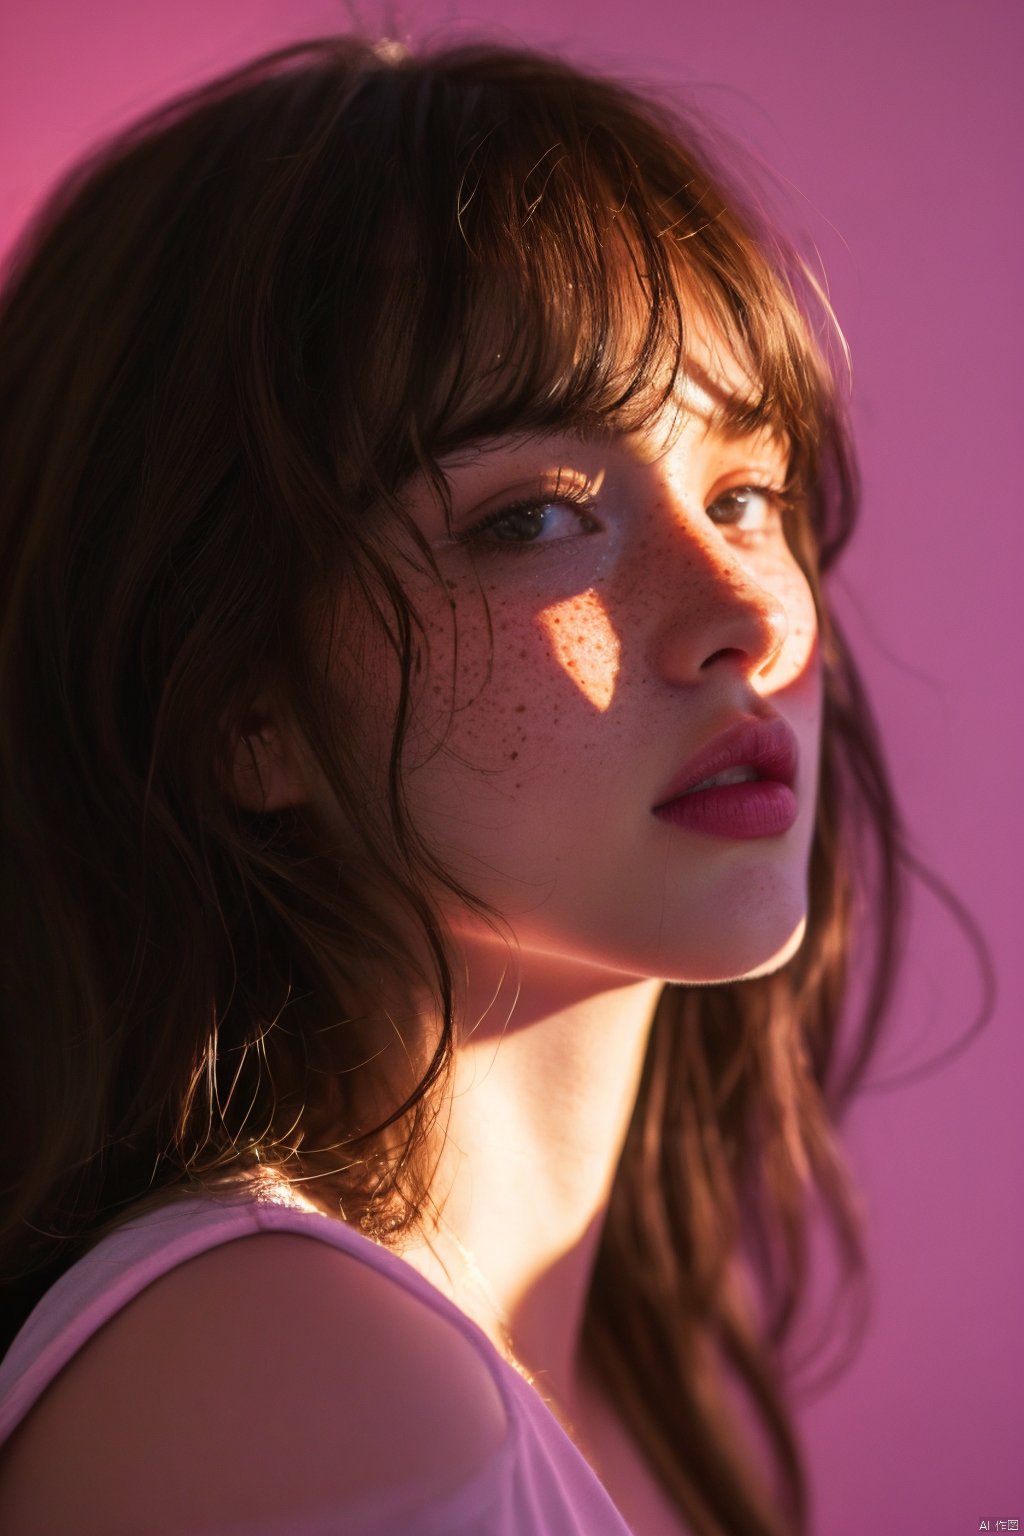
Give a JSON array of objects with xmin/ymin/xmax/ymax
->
[{"xmin": 652, "ymin": 782, "xmax": 798, "ymax": 839}]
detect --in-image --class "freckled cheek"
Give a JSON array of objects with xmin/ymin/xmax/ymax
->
[
  {"xmin": 416, "ymin": 587, "xmax": 618, "ymax": 776},
  {"xmin": 778, "ymin": 568, "xmax": 821, "ymax": 685},
  {"xmin": 534, "ymin": 589, "xmax": 621, "ymax": 713},
  {"xmin": 403, "ymin": 588, "xmax": 550, "ymax": 769}
]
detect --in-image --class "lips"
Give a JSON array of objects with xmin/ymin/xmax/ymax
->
[{"xmin": 652, "ymin": 716, "xmax": 799, "ymax": 809}]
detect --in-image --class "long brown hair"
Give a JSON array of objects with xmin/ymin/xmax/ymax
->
[{"xmin": 0, "ymin": 34, "xmax": 994, "ymax": 1536}]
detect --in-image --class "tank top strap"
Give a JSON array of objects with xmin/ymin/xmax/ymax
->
[{"xmin": 0, "ymin": 1177, "xmax": 519, "ymax": 1445}]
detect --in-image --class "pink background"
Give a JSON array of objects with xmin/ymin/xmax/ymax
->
[{"xmin": 1, "ymin": 1, "xmax": 1019, "ymax": 1530}]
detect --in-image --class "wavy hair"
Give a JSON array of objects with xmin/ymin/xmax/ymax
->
[{"xmin": 0, "ymin": 35, "xmax": 994, "ymax": 1536}]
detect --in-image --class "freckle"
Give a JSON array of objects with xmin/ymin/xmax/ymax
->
[
  {"xmin": 515, "ymin": 704, "xmax": 526, "ymax": 714},
  {"xmin": 519, "ymin": 650, "xmax": 527, "ymax": 660},
  {"xmin": 509, "ymin": 751, "xmax": 518, "ymax": 760}
]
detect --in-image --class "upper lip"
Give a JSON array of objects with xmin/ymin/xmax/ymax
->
[{"xmin": 652, "ymin": 715, "xmax": 799, "ymax": 808}]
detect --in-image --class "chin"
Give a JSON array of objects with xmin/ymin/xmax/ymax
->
[
  {"xmin": 447, "ymin": 894, "xmax": 811, "ymax": 990},
  {"xmin": 706, "ymin": 909, "xmax": 810, "ymax": 983},
  {"xmin": 646, "ymin": 909, "xmax": 808, "ymax": 987},
  {"xmin": 724, "ymin": 913, "xmax": 808, "ymax": 983}
]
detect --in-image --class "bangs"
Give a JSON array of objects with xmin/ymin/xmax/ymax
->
[{"xmin": 315, "ymin": 51, "xmax": 838, "ymax": 509}]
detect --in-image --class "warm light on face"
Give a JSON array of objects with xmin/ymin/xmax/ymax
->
[
  {"xmin": 536, "ymin": 587, "xmax": 622, "ymax": 713},
  {"xmin": 322, "ymin": 305, "xmax": 825, "ymax": 991}
]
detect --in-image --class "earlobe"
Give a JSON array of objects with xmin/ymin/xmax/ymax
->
[{"xmin": 224, "ymin": 713, "xmax": 308, "ymax": 815}]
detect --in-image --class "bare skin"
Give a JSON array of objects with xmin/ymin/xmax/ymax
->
[{"xmin": 233, "ymin": 325, "xmax": 822, "ymax": 1527}]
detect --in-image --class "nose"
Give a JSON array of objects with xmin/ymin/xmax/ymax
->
[{"xmin": 647, "ymin": 510, "xmax": 790, "ymax": 685}]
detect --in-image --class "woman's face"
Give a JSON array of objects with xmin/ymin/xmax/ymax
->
[{"xmin": 333, "ymin": 329, "xmax": 823, "ymax": 989}]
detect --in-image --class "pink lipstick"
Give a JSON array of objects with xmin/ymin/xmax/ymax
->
[{"xmin": 651, "ymin": 716, "xmax": 799, "ymax": 840}]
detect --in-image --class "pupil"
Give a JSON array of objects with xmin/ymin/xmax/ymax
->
[{"xmin": 503, "ymin": 507, "xmax": 545, "ymax": 540}]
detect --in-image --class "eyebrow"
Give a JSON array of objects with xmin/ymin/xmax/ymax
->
[
  {"xmin": 433, "ymin": 362, "xmax": 782, "ymax": 475},
  {"xmin": 678, "ymin": 360, "xmax": 779, "ymax": 440},
  {"xmin": 434, "ymin": 425, "xmax": 609, "ymax": 473}
]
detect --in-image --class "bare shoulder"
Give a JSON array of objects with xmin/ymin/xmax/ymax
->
[{"xmin": 0, "ymin": 1231, "xmax": 510, "ymax": 1535}]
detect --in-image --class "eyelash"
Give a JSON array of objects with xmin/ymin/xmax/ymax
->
[
  {"xmin": 710, "ymin": 485, "xmax": 795, "ymax": 540},
  {"xmin": 454, "ymin": 483, "xmax": 599, "ymax": 557},
  {"xmin": 452, "ymin": 482, "xmax": 792, "ymax": 557}
]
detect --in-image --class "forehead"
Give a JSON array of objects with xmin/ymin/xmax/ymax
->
[
  {"xmin": 657, "ymin": 327, "xmax": 775, "ymax": 446},
  {"xmin": 442, "ymin": 276, "xmax": 786, "ymax": 454},
  {"xmin": 436, "ymin": 309, "xmax": 786, "ymax": 476},
  {"xmin": 611, "ymin": 267, "xmax": 769, "ymax": 425}
]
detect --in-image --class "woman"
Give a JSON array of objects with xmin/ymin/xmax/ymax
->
[{"xmin": 0, "ymin": 31, "xmax": 967, "ymax": 1536}]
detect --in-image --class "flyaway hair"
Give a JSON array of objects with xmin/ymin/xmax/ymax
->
[{"xmin": 0, "ymin": 35, "xmax": 994, "ymax": 1536}]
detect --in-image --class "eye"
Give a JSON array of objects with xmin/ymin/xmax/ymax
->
[
  {"xmin": 707, "ymin": 484, "xmax": 789, "ymax": 540},
  {"xmin": 452, "ymin": 484, "xmax": 601, "ymax": 556}
]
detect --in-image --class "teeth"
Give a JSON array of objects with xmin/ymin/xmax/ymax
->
[{"xmin": 689, "ymin": 764, "xmax": 760, "ymax": 792}]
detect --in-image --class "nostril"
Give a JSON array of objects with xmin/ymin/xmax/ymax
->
[{"xmin": 701, "ymin": 647, "xmax": 747, "ymax": 668}]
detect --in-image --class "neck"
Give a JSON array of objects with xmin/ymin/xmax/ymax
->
[{"xmin": 399, "ymin": 939, "xmax": 664, "ymax": 1419}]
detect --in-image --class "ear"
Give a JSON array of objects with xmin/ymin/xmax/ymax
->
[{"xmin": 222, "ymin": 704, "xmax": 309, "ymax": 815}]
